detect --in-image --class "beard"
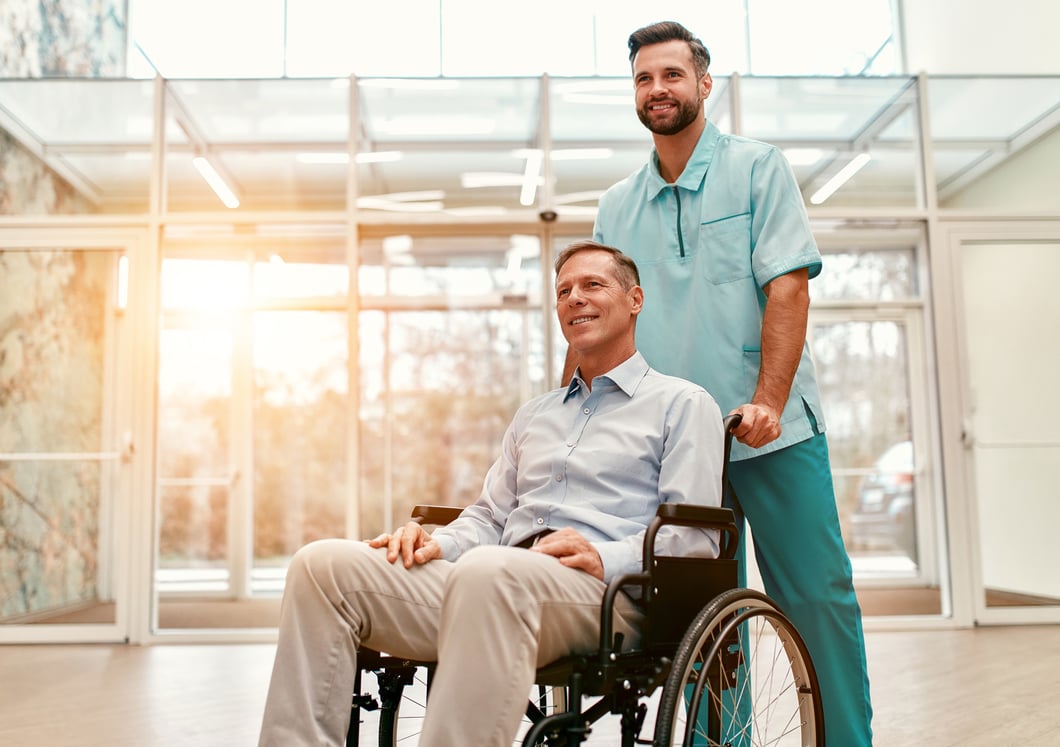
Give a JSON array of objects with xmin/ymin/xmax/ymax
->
[{"xmin": 636, "ymin": 96, "xmax": 703, "ymax": 136}]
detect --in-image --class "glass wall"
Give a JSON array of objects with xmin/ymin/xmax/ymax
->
[
  {"xmin": 1, "ymin": 68, "xmax": 1058, "ymax": 637},
  {"xmin": 0, "ymin": 247, "xmax": 125, "ymax": 628}
]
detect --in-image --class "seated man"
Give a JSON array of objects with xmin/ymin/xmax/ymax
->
[{"xmin": 258, "ymin": 240, "xmax": 724, "ymax": 746}]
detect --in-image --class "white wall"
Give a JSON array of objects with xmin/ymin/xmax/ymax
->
[
  {"xmin": 943, "ymin": 127, "xmax": 1060, "ymax": 210},
  {"xmin": 901, "ymin": 0, "xmax": 1060, "ymax": 74}
]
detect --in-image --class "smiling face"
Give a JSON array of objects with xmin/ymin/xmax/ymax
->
[
  {"xmin": 633, "ymin": 39, "xmax": 712, "ymax": 136},
  {"xmin": 555, "ymin": 249, "xmax": 643, "ymax": 377}
]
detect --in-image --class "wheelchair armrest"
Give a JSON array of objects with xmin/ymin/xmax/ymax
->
[
  {"xmin": 410, "ymin": 504, "xmax": 463, "ymax": 526},
  {"xmin": 644, "ymin": 504, "xmax": 739, "ymax": 565},
  {"xmin": 654, "ymin": 503, "xmax": 735, "ymax": 527}
]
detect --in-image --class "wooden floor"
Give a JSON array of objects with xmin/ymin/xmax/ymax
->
[{"xmin": 2, "ymin": 625, "xmax": 1060, "ymax": 746}]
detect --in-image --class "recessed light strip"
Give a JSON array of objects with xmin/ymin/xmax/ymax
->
[
  {"xmin": 192, "ymin": 156, "xmax": 240, "ymax": 209},
  {"xmin": 810, "ymin": 153, "xmax": 871, "ymax": 205}
]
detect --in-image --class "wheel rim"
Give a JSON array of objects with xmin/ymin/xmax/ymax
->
[{"xmin": 657, "ymin": 592, "xmax": 822, "ymax": 747}]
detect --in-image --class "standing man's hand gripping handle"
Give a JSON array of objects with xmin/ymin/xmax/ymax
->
[
  {"xmin": 366, "ymin": 522, "xmax": 443, "ymax": 567},
  {"xmin": 731, "ymin": 268, "xmax": 810, "ymax": 449}
]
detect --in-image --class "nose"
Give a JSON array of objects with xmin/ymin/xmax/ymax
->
[{"xmin": 565, "ymin": 286, "xmax": 586, "ymax": 306}]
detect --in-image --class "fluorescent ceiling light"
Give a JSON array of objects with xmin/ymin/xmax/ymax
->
[
  {"xmin": 520, "ymin": 150, "xmax": 543, "ymax": 206},
  {"xmin": 461, "ymin": 172, "xmax": 524, "ymax": 188},
  {"xmin": 810, "ymin": 153, "xmax": 872, "ymax": 205},
  {"xmin": 357, "ymin": 190, "xmax": 445, "ymax": 213},
  {"xmin": 192, "ymin": 156, "xmax": 239, "ymax": 209}
]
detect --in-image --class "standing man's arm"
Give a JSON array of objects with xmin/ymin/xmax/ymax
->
[{"xmin": 732, "ymin": 268, "xmax": 809, "ymax": 449}]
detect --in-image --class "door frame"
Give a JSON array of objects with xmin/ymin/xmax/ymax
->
[
  {"xmin": 0, "ymin": 225, "xmax": 156, "ymax": 643},
  {"xmin": 938, "ymin": 219, "xmax": 1060, "ymax": 626}
]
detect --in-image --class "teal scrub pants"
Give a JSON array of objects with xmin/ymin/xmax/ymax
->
[{"xmin": 725, "ymin": 429, "xmax": 874, "ymax": 746}]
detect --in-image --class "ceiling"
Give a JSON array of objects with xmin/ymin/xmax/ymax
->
[{"xmin": 0, "ymin": 74, "xmax": 1057, "ymax": 217}]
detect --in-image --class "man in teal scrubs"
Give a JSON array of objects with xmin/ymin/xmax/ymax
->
[{"xmin": 587, "ymin": 20, "xmax": 874, "ymax": 745}]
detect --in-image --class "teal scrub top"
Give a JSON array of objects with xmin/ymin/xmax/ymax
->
[{"xmin": 593, "ymin": 121, "xmax": 825, "ymax": 461}]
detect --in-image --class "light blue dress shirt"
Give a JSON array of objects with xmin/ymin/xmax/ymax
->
[
  {"xmin": 593, "ymin": 121, "xmax": 826, "ymax": 461},
  {"xmin": 430, "ymin": 352, "xmax": 723, "ymax": 584}
]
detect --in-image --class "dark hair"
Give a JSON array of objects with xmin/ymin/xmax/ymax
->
[
  {"xmin": 628, "ymin": 21, "xmax": 711, "ymax": 78},
  {"xmin": 554, "ymin": 240, "xmax": 640, "ymax": 290}
]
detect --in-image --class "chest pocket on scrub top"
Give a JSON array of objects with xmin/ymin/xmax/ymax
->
[{"xmin": 698, "ymin": 212, "xmax": 753, "ymax": 285}]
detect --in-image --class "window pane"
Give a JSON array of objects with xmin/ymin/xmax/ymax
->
[
  {"xmin": 812, "ymin": 320, "xmax": 918, "ymax": 567},
  {"xmin": 748, "ymin": 0, "xmax": 895, "ymax": 75},
  {"xmin": 253, "ymin": 311, "xmax": 348, "ymax": 562},
  {"xmin": 359, "ymin": 309, "xmax": 542, "ymax": 539},
  {"xmin": 0, "ymin": 248, "xmax": 120, "ymax": 623},
  {"xmin": 441, "ymin": 0, "xmax": 595, "ymax": 76},
  {"xmin": 286, "ymin": 0, "xmax": 441, "ymax": 77},
  {"xmin": 129, "ymin": 0, "xmax": 286, "ymax": 78},
  {"xmin": 813, "ymin": 248, "xmax": 918, "ymax": 301}
]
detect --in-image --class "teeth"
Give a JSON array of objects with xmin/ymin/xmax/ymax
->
[{"xmin": 571, "ymin": 317, "xmax": 593, "ymax": 325}]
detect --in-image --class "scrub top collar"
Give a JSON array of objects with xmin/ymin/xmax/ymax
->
[{"xmin": 645, "ymin": 120, "xmax": 724, "ymax": 200}]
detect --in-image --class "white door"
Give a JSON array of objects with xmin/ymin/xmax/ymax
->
[{"xmin": 950, "ymin": 223, "xmax": 1060, "ymax": 624}]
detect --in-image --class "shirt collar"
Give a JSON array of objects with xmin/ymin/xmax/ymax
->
[
  {"xmin": 564, "ymin": 351, "xmax": 650, "ymax": 402},
  {"xmin": 645, "ymin": 120, "xmax": 722, "ymax": 199}
]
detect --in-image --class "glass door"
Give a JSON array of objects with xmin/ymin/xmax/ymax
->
[
  {"xmin": 155, "ymin": 234, "xmax": 351, "ymax": 633},
  {"xmin": 0, "ymin": 231, "xmax": 145, "ymax": 642}
]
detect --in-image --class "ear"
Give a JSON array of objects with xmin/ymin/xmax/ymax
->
[
  {"xmin": 629, "ymin": 285, "xmax": 645, "ymax": 315},
  {"xmin": 701, "ymin": 72, "xmax": 713, "ymax": 100}
]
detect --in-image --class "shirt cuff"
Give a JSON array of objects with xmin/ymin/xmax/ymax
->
[
  {"xmin": 592, "ymin": 540, "xmax": 638, "ymax": 584},
  {"xmin": 431, "ymin": 533, "xmax": 460, "ymax": 562}
]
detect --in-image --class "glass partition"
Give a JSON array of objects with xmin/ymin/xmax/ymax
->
[
  {"xmin": 0, "ymin": 248, "xmax": 124, "ymax": 626},
  {"xmin": 739, "ymin": 76, "xmax": 921, "ymax": 208},
  {"xmin": 164, "ymin": 78, "xmax": 350, "ymax": 212},
  {"xmin": 928, "ymin": 76, "xmax": 1060, "ymax": 206},
  {"xmin": 0, "ymin": 79, "xmax": 156, "ymax": 213}
]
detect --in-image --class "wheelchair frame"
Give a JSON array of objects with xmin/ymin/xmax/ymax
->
[{"xmin": 347, "ymin": 414, "xmax": 825, "ymax": 746}]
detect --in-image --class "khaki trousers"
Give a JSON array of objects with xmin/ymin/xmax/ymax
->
[{"xmin": 258, "ymin": 540, "xmax": 644, "ymax": 747}]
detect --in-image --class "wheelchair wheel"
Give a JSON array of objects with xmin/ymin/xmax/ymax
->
[
  {"xmin": 654, "ymin": 588, "xmax": 823, "ymax": 747},
  {"xmin": 372, "ymin": 669, "xmax": 558, "ymax": 746}
]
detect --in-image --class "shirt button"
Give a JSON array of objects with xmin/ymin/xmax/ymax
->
[
  {"xmin": 583, "ymin": 408, "xmax": 590, "ymax": 414},
  {"xmin": 566, "ymin": 441, "xmax": 573, "ymax": 447},
  {"xmin": 555, "ymin": 474, "xmax": 563, "ymax": 481},
  {"xmin": 536, "ymin": 517, "xmax": 545, "ymax": 525}
]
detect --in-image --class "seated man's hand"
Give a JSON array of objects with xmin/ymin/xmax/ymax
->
[
  {"xmin": 531, "ymin": 528, "xmax": 604, "ymax": 581},
  {"xmin": 366, "ymin": 522, "xmax": 442, "ymax": 568}
]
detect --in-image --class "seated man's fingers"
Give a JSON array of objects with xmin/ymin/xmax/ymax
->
[
  {"xmin": 400, "ymin": 522, "xmax": 429, "ymax": 567},
  {"xmin": 385, "ymin": 527, "xmax": 405, "ymax": 563},
  {"xmin": 365, "ymin": 532, "xmax": 391, "ymax": 548}
]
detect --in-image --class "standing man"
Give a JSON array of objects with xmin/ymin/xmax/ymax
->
[{"xmin": 588, "ymin": 20, "xmax": 873, "ymax": 745}]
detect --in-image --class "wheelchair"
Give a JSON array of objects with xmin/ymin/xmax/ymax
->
[{"xmin": 347, "ymin": 414, "xmax": 824, "ymax": 746}]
